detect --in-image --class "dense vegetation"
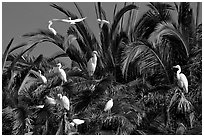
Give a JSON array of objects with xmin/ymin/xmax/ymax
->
[{"xmin": 2, "ymin": 2, "xmax": 202, "ymax": 135}]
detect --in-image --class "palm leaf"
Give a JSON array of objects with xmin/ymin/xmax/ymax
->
[
  {"xmin": 12, "ymin": 106, "xmax": 28, "ymax": 135},
  {"xmin": 121, "ymin": 40, "xmax": 170, "ymax": 83},
  {"xmin": 110, "ymin": 4, "xmax": 138, "ymax": 40},
  {"xmin": 50, "ymin": 3, "xmax": 74, "ymax": 18},
  {"xmin": 120, "ymin": 2, "xmax": 127, "ymax": 32},
  {"xmin": 23, "ymin": 29, "xmax": 65, "ymax": 51},
  {"xmin": 134, "ymin": 2, "xmax": 173, "ymax": 39},
  {"xmin": 113, "ymin": 3, "xmax": 117, "ymax": 20},
  {"xmin": 155, "ymin": 22, "xmax": 189, "ymax": 57},
  {"xmin": 2, "ymin": 38, "xmax": 14, "ymax": 69},
  {"xmin": 8, "ymin": 42, "xmax": 28, "ymax": 54}
]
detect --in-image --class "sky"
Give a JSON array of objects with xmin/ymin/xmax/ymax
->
[{"xmin": 2, "ymin": 2, "xmax": 202, "ymax": 68}]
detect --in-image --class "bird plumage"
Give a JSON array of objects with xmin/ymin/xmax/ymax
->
[
  {"xmin": 173, "ymin": 65, "xmax": 188, "ymax": 93},
  {"xmin": 87, "ymin": 51, "xmax": 98, "ymax": 76},
  {"xmin": 45, "ymin": 96, "xmax": 56, "ymax": 105},
  {"xmin": 56, "ymin": 63, "xmax": 67, "ymax": 83},
  {"xmin": 72, "ymin": 119, "xmax": 85, "ymax": 125},
  {"xmin": 30, "ymin": 70, "xmax": 47, "ymax": 84},
  {"xmin": 48, "ymin": 20, "xmax": 57, "ymax": 35},
  {"xmin": 104, "ymin": 98, "xmax": 113, "ymax": 112},
  {"xmin": 56, "ymin": 94, "xmax": 70, "ymax": 111}
]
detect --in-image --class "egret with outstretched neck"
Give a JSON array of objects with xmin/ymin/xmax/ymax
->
[
  {"xmin": 48, "ymin": 20, "xmax": 57, "ymax": 35},
  {"xmin": 173, "ymin": 65, "xmax": 188, "ymax": 93},
  {"xmin": 48, "ymin": 17, "xmax": 87, "ymax": 35},
  {"xmin": 87, "ymin": 51, "xmax": 98, "ymax": 77}
]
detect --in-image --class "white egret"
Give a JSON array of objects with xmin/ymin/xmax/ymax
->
[
  {"xmin": 104, "ymin": 98, "xmax": 113, "ymax": 114},
  {"xmin": 56, "ymin": 63, "xmax": 67, "ymax": 83},
  {"xmin": 30, "ymin": 70, "xmax": 47, "ymax": 84},
  {"xmin": 73, "ymin": 119, "xmax": 85, "ymax": 125},
  {"xmin": 56, "ymin": 94, "xmax": 70, "ymax": 111},
  {"xmin": 35, "ymin": 105, "xmax": 45, "ymax": 109},
  {"xmin": 173, "ymin": 65, "xmax": 188, "ymax": 93},
  {"xmin": 52, "ymin": 17, "xmax": 87, "ymax": 24},
  {"xmin": 87, "ymin": 51, "xmax": 98, "ymax": 77},
  {"xmin": 45, "ymin": 96, "xmax": 56, "ymax": 105},
  {"xmin": 97, "ymin": 19, "xmax": 110, "ymax": 27},
  {"xmin": 48, "ymin": 20, "xmax": 57, "ymax": 35}
]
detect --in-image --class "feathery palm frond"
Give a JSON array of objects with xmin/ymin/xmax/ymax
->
[
  {"xmin": 121, "ymin": 40, "xmax": 170, "ymax": 83},
  {"xmin": 154, "ymin": 22, "xmax": 189, "ymax": 57},
  {"xmin": 134, "ymin": 2, "xmax": 173, "ymax": 39}
]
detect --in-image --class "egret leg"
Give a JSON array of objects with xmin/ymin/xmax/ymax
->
[
  {"xmin": 108, "ymin": 110, "xmax": 111, "ymax": 116},
  {"xmin": 76, "ymin": 125, "xmax": 78, "ymax": 132}
]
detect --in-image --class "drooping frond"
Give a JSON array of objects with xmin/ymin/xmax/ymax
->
[
  {"xmin": 134, "ymin": 2, "xmax": 173, "ymax": 39},
  {"xmin": 154, "ymin": 22, "xmax": 189, "ymax": 57},
  {"xmin": 121, "ymin": 40, "xmax": 169, "ymax": 83},
  {"xmin": 23, "ymin": 29, "xmax": 65, "ymax": 51}
]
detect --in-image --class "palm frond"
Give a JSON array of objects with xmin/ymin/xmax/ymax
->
[
  {"xmin": 110, "ymin": 4, "xmax": 138, "ymax": 40},
  {"xmin": 23, "ymin": 29, "xmax": 65, "ymax": 51},
  {"xmin": 155, "ymin": 22, "xmax": 189, "ymax": 57},
  {"xmin": 134, "ymin": 2, "xmax": 173, "ymax": 39},
  {"xmin": 2, "ymin": 38, "xmax": 14, "ymax": 69},
  {"xmin": 50, "ymin": 3, "xmax": 74, "ymax": 18},
  {"xmin": 12, "ymin": 106, "xmax": 29, "ymax": 135},
  {"xmin": 121, "ymin": 40, "xmax": 169, "ymax": 83},
  {"xmin": 120, "ymin": 2, "xmax": 127, "ymax": 32},
  {"xmin": 2, "ymin": 107, "xmax": 14, "ymax": 135}
]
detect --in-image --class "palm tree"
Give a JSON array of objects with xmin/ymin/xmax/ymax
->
[{"xmin": 2, "ymin": 2, "xmax": 201, "ymax": 135}]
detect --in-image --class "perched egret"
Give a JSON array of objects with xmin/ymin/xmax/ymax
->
[
  {"xmin": 48, "ymin": 20, "xmax": 57, "ymax": 35},
  {"xmin": 97, "ymin": 19, "xmax": 110, "ymax": 27},
  {"xmin": 30, "ymin": 70, "xmax": 47, "ymax": 84},
  {"xmin": 45, "ymin": 96, "xmax": 56, "ymax": 105},
  {"xmin": 56, "ymin": 63, "xmax": 67, "ymax": 84},
  {"xmin": 173, "ymin": 65, "xmax": 188, "ymax": 93},
  {"xmin": 87, "ymin": 51, "xmax": 98, "ymax": 77},
  {"xmin": 56, "ymin": 94, "xmax": 70, "ymax": 111},
  {"xmin": 104, "ymin": 98, "xmax": 113, "ymax": 114},
  {"xmin": 52, "ymin": 17, "xmax": 87, "ymax": 24}
]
